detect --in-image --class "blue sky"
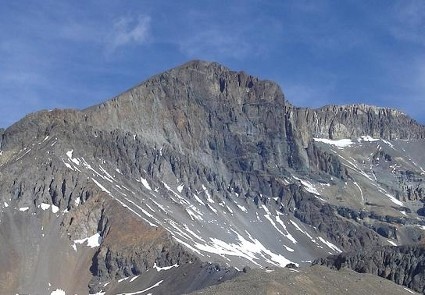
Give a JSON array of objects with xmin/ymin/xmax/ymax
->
[{"xmin": 1, "ymin": 0, "xmax": 424, "ymax": 128}]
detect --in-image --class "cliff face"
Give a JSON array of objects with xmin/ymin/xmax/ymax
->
[
  {"xmin": 81, "ymin": 60, "xmax": 308, "ymax": 173},
  {"xmin": 293, "ymin": 104, "xmax": 425, "ymax": 141},
  {"xmin": 0, "ymin": 60, "xmax": 424, "ymax": 294},
  {"xmin": 2, "ymin": 61, "xmax": 424, "ymax": 170}
]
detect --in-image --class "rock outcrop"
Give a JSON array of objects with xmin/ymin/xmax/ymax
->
[
  {"xmin": 314, "ymin": 245, "xmax": 425, "ymax": 293},
  {"xmin": 293, "ymin": 104, "xmax": 425, "ymax": 141}
]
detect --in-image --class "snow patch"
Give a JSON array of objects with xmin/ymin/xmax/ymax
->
[
  {"xmin": 283, "ymin": 245, "xmax": 295, "ymax": 252},
  {"xmin": 237, "ymin": 205, "xmax": 248, "ymax": 213},
  {"xmin": 186, "ymin": 206, "xmax": 204, "ymax": 221},
  {"xmin": 194, "ymin": 230, "xmax": 296, "ymax": 268},
  {"xmin": 73, "ymin": 233, "xmax": 102, "ymax": 250},
  {"xmin": 153, "ymin": 262, "xmax": 179, "ymax": 271},
  {"xmin": 202, "ymin": 185, "xmax": 214, "ymax": 203},
  {"xmin": 207, "ymin": 204, "xmax": 218, "ymax": 214},
  {"xmin": 293, "ymin": 176, "xmax": 320, "ymax": 195},
  {"xmin": 353, "ymin": 181, "xmax": 364, "ymax": 204},
  {"xmin": 359, "ymin": 135, "xmax": 379, "ymax": 142},
  {"xmin": 387, "ymin": 240, "xmax": 398, "ymax": 246},
  {"xmin": 116, "ymin": 280, "xmax": 163, "ymax": 295},
  {"xmin": 382, "ymin": 139, "xmax": 395, "ymax": 149},
  {"xmin": 226, "ymin": 205, "xmax": 234, "ymax": 214},
  {"xmin": 289, "ymin": 219, "xmax": 314, "ymax": 240},
  {"xmin": 193, "ymin": 194, "xmax": 205, "ymax": 206},
  {"xmin": 177, "ymin": 184, "xmax": 184, "ymax": 193},
  {"xmin": 163, "ymin": 182, "xmax": 190, "ymax": 205},
  {"xmin": 314, "ymin": 138, "xmax": 354, "ymax": 148},
  {"xmin": 63, "ymin": 162, "xmax": 73, "ymax": 170},
  {"xmin": 130, "ymin": 275, "xmax": 139, "ymax": 283},
  {"xmin": 51, "ymin": 289, "xmax": 66, "ymax": 295},
  {"xmin": 274, "ymin": 213, "xmax": 297, "ymax": 244},
  {"xmin": 385, "ymin": 193, "xmax": 404, "ymax": 206},
  {"xmin": 40, "ymin": 203, "xmax": 51, "ymax": 210},
  {"xmin": 318, "ymin": 237, "xmax": 342, "ymax": 253},
  {"xmin": 51, "ymin": 204, "xmax": 60, "ymax": 214},
  {"xmin": 118, "ymin": 277, "xmax": 130, "ymax": 283},
  {"xmin": 16, "ymin": 148, "xmax": 31, "ymax": 160},
  {"xmin": 19, "ymin": 207, "xmax": 29, "ymax": 212},
  {"xmin": 262, "ymin": 205, "xmax": 297, "ymax": 244},
  {"xmin": 66, "ymin": 150, "xmax": 80, "ymax": 165},
  {"xmin": 98, "ymin": 165, "xmax": 115, "ymax": 182},
  {"xmin": 140, "ymin": 177, "xmax": 152, "ymax": 191}
]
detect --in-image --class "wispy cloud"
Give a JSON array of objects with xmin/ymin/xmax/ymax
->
[
  {"xmin": 105, "ymin": 15, "xmax": 151, "ymax": 55},
  {"xmin": 0, "ymin": 2, "xmax": 153, "ymax": 127}
]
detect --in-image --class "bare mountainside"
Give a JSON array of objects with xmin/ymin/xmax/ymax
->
[
  {"xmin": 0, "ymin": 60, "xmax": 424, "ymax": 294},
  {"xmin": 188, "ymin": 265, "xmax": 419, "ymax": 295}
]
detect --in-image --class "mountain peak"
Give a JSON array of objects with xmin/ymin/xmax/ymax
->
[
  {"xmin": 174, "ymin": 59, "xmax": 230, "ymax": 72},
  {"xmin": 1, "ymin": 60, "xmax": 425, "ymax": 294},
  {"xmin": 80, "ymin": 60, "xmax": 287, "ymax": 147},
  {"xmin": 3, "ymin": 61, "xmax": 425, "ymax": 153}
]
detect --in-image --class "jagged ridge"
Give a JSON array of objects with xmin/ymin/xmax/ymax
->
[{"xmin": 314, "ymin": 245, "xmax": 425, "ymax": 293}]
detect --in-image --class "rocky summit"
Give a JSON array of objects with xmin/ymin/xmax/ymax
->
[{"xmin": 0, "ymin": 60, "xmax": 424, "ymax": 294}]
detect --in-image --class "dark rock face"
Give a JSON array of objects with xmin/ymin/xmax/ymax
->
[
  {"xmin": 283, "ymin": 184, "xmax": 382, "ymax": 252},
  {"xmin": 81, "ymin": 60, "xmax": 310, "ymax": 175},
  {"xmin": 314, "ymin": 245, "xmax": 425, "ymax": 293},
  {"xmin": 306, "ymin": 143, "xmax": 348, "ymax": 180}
]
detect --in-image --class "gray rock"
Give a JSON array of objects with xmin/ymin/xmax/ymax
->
[
  {"xmin": 0, "ymin": 60, "xmax": 425, "ymax": 294},
  {"xmin": 314, "ymin": 245, "xmax": 425, "ymax": 293}
]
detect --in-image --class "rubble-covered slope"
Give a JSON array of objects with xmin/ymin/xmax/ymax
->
[{"xmin": 189, "ymin": 265, "xmax": 419, "ymax": 295}]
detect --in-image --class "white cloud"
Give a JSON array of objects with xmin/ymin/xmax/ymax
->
[{"xmin": 105, "ymin": 15, "xmax": 151, "ymax": 55}]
